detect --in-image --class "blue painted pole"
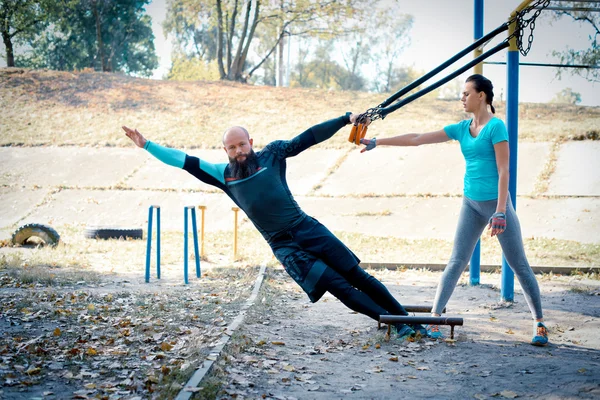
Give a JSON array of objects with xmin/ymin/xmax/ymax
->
[
  {"xmin": 502, "ymin": 49, "xmax": 520, "ymax": 302},
  {"xmin": 145, "ymin": 206, "xmax": 153, "ymax": 283},
  {"xmin": 184, "ymin": 207, "xmax": 189, "ymax": 285},
  {"xmin": 191, "ymin": 207, "xmax": 201, "ymax": 278},
  {"xmin": 156, "ymin": 206, "xmax": 161, "ymax": 279},
  {"xmin": 469, "ymin": 0, "xmax": 484, "ymax": 286}
]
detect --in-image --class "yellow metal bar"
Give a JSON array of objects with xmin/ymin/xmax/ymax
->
[
  {"xmin": 198, "ymin": 205, "xmax": 206, "ymax": 257},
  {"xmin": 474, "ymin": 48, "xmax": 483, "ymax": 74},
  {"xmin": 232, "ymin": 207, "xmax": 239, "ymax": 260},
  {"xmin": 509, "ymin": 0, "xmax": 534, "ymax": 51}
]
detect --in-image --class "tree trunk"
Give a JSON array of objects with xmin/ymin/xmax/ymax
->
[
  {"xmin": 229, "ymin": 0, "xmax": 252, "ymax": 80},
  {"xmin": 92, "ymin": 0, "xmax": 107, "ymax": 72},
  {"xmin": 2, "ymin": 31, "xmax": 14, "ymax": 67},
  {"xmin": 226, "ymin": 0, "xmax": 239, "ymax": 77},
  {"xmin": 276, "ymin": 27, "xmax": 284, "ymax": 87},
  {"xmin": 215, "ymin": 0, "xmax": 226, "ymax": 79},
  {"xmin": 237, "ymin": 0, "xmax": 261, "ymax": 81}
]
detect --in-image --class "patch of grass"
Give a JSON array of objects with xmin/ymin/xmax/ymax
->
[
  {"xmin": 352, "ymin": 210, "xmax": 393, "ymax": 217},
  {"xmin": 533, "ymin": 140, "xmax": 561, "ymax": 195},
  {"xmin": 568, "ymin": 286, "xmax": 596, "ymax": 294},
  {"xmin": 309, "ymin": 147, "xmax": 353, "ymax": 195}
]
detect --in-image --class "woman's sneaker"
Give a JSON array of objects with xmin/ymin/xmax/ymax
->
[
  {"xmin": 531, "ymin": 322, "xmax": 549, "ymax": 346},
  {"xmin": 411, "ymin": 324, "xmax": 428, "ymax": 337},
  {"xmin": 395, "ymin": 324, "xmax": 416, "ymax": 340},
  {"xmin": 427, "ymin": 324, "xmax": 443, "ymax": 339}
]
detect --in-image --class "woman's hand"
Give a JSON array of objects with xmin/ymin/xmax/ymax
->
[
  {"xmin": 488, "ymin": 212, "xmax": 506, "ymax": 236},
  {"xmin": 360, "ymin": 138, "xmax": 376, "ymax": 153}
]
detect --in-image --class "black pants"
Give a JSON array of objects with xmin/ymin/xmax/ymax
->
[{"xmin": 316, "ymin": 264, "xmax": 408, "ymax": 321}]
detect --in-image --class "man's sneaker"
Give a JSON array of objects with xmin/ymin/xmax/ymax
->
[
  {"xmin": 531, "ymin": 322, "xmax": 549, "ymax": 346},
  {"xmin": 395, "ymin": 324, "xmax": 416, "ymax": 340},
  {"xmin": 411, "ymin": 324, "xmax": 428, "ymax": 337},
  {"xmin": 427, "ymin": 324, "xmax": 443, "ymax": 339}
]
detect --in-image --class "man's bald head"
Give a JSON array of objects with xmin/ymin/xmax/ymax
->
[{"xmin": 222, "ymin": 126, "xmax": 250, "ymax": 145}]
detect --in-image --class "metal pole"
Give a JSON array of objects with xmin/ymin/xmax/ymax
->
[
  {"xmin": 156, "ymin": 206, "xmax": 161, "ymax": 280},
  {"xmin": 198, "ymin": 205, "xmax": 206, "ymax": 257},
  {"xmin": 469, "ymin": 0, "xmax": 484, "ymax": 286},
  {"xmin": 191, "ymin": 207, "xmax": 201, "ymax": 278},
  {"xmin": 473, "ymin": 0, "xmax": 484, "ymax": 75},
  {"xmin": 145, "ymin": 206, "xmax": 153, "ymax": 283},
  {"xmin": 501, "ymin": 2, "xmax": 533, "ymax": 301},
  {"xmin": 232, "ymin": 207, "xmax": 239, "ymax": 260},
  {"xmin": 184, "ymin": 207, "xmax": 189, "ymax": 285}
]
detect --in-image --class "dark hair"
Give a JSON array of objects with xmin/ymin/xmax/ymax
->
[{"xmin": 466, "ymin": 74, "xmax": 495, "ymax": 114}]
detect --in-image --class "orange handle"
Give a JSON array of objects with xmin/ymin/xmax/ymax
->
[
  {"xmin": 355, "ymin": 124, "xmax": 366, "ymax": 145},
  {"xmin": 348, "ymin": 124, "xmax": 358, "ymax": 143}
]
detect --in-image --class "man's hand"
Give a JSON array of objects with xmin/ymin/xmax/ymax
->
[
  {"xmin": 349, "ymin": 113, "xmax": 371, "ymax": 126},
  {"xmin": 122, "ymin": 126, "xmax": 147, "ymax": 148},
  {"xmin": 487, "ymin": 212, "xmax": 506, "ymax": 237}
]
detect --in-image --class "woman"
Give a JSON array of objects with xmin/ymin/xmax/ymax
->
[{"xmin": 360, "ymin": 74, "xmax": 548, "ymax": 346}]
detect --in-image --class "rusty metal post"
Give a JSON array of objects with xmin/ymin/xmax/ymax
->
[
  {"xmin": 198, "ymin": 205, "xmax": 206, "ymax": 257},
  {"xmin": 232, "ymin": 207, "xmax": 239, "ymax": 260}
]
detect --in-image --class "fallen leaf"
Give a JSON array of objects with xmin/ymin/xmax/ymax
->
[
  {"xmin": 86, "ymin": 347, "xmax": 97, "ymax": 356},
  {"xmin": 271, "ymin": 341, "xmax": 285, "ymax": 346},
  {"xmin": 53, "ymin": 328, "xmax": 61, "ymax": 337}
]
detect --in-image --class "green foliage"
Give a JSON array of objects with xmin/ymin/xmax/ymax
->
[
  {"xmin": 551, "ymin": 2, "xmax": 600, "ymax": 82},
  {"xmin": 551, "ymin": 87, "xmax": 582, "ymax": 105},
  {"xmin": 164, "ymin": 0, "xmax": 378, "ymax": 83},
  {"xmin": 0, "ymin": 0, "xmax": 57, "ymax": 66},
  {"xmin": 14, "ymin": 0, "xmax": 158, "ymax": 76},
  {"xmin": 168, "ymin": 55, "xmax": 220, "ymax": 81}
]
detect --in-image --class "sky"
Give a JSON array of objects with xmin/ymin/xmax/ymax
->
[{"xmin": 1, "ymin": 0, "xmax": 598, "ymax": 106}]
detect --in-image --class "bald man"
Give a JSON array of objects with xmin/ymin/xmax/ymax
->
[{"xmin": 123, "ymin": 114, "xmax": 422, "ymax": 339}]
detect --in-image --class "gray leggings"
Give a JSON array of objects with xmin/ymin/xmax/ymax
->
[{"xmin": 432, "ymin": 196, "xmax": 543, "ymax": 320}]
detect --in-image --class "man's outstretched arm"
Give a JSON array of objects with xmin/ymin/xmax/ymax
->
[
  {"xmin": 123, "ymin": 125, "xmax": 187, "ymax": 168},
  {"xmin": 267, "ymin": 113, "xmax": 361, "ymax": 159}
]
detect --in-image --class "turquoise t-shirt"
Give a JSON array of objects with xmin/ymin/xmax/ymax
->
[{"xmin": 444, "ymin": 117, "xmax": 508, "ymax": 201}]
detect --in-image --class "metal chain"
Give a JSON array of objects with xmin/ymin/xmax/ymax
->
[
  {"xmin": 514, "ymin": 0, "xmax": 551, "ymax": 56},
  {"xmin": 358, "ymin": 107, "xmax": 383, "ymax": 123}
]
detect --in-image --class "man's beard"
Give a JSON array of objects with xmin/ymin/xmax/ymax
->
[{"xmin": 229, "ymin": 149, "xmax": 259, "ymax": 179}]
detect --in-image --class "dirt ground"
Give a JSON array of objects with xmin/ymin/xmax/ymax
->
[
  {"xmin": 1, "ymin": 260, "xmax": 599, "ymax": 400},
  {"xmin": 207, "ymin": 267, "xmax": 600, "ymax": 400}
]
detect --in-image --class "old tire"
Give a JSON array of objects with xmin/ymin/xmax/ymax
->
[
  {"xmin": 12, "ymin": 223, "xmax": 61, "ymax": 247},
  {"xmin": 84, "ymin": 226, "xmax": 143, "ymax": 240}
]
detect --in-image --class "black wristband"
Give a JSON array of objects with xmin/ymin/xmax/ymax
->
[{"xmin": 343, "ymin": 112, "xmax": 352, "ymax": 125}]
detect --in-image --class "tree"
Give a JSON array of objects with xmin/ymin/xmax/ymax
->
[
  {"xmin": 168, "ymin": 55, "xmax": 220, "ymax": 80},
  {"xmin": 164, "ymin": 0, "xmax": 372, "ymax": 83},
  {"xmin": 15, "ymin": 0, "xmax": 158, "ymax": 76},
  {"xmin": 0, "ymin": 0, "xmax": 56, "ymax": 67},
  {"xmin": 550, "ymin": 1, "xmax": 599, "ymax": 82},
  {"xmin": 357, "ymin": 6, "xmax": 413, "ymax": 94},
  {"xmin": 551, "ymin": 87, "xmax": 582, "ymax": 104}
]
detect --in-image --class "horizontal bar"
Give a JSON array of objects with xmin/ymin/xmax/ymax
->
[
  {"xmin": 484, "ymin": 61, "xmax": 600, "ymax": 68},
  {"xmin": 360, "ymin": 262, "xmax": 600, "ymax": 275},
  {"xmin": 380, "ymin": 316, "xmax": 464, "ymax": 326},
  {"xmin": 403, "ymin": 305, "xmax": 446, "ymax": 313},
  {"xmin": 535, "ymin": 6, "xmax": 600, "ymax": 11}
]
